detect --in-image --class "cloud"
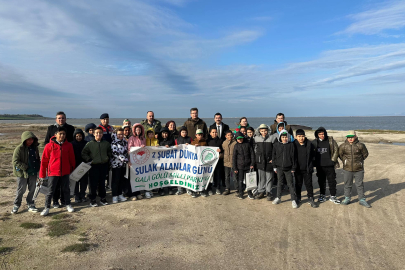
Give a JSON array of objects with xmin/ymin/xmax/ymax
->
[{"xmin": 338, "ymin": 1, "xmax": 405, "ymax": 35}]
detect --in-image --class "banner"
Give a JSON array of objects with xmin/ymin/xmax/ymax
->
[
  {"xmin": 69, "ymin": 162, "xmax": 91, "ymax": 182},
  {"xmin": 129, "ymin": 145, "xmax": 219, "ymax": 192}
]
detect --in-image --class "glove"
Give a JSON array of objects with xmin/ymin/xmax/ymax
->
[{"xmin": 334, "ymin": 162, "xmax": 340, "ymax": 169}]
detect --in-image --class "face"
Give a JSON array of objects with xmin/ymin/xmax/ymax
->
[
  {"xmin": 240, "ymin": 118, "xmax": 247, "ymax": 126},
  {"xmin": 117, "ymin": 131, "xmax": 124, "ymax": 140},
  {"xmin": 124, "ymin": 128, "xmax": 130, "ymax": 136},
  {"xmin": 347, "ymin": 136, "xmax": 356, "ymax": 143},
  {"xmin": 296, "ymin": 134, "xmax": 305, "ymax": 143},
  {"xmin": 75, "ymin": 133, "xmax": 83, "ymax": 142},
  {"xmin": 237, "ymin": 138, "xmax": 244, "ymax": 144},
  {"xmin": 147, "ymin": 132, "xmax": 154, "ymax": 139},
  {"xmin": 278, "ymin": 126, "xmax": 284, "ymax": 133},
  {"xmin": 225, "ymin": 133, "xmax": 233, "ymax": 141},
  {"xmin": 259, "ymin": 129, "xmax": 268, "ymax": 137},
  {"xmin": 190, "ymin": 110, "xmax": 198, "ymax": 120},
  {"xmin": 56, "ymin": 131, "xmax": 66, "ymax": 142},
  {"xmin": 168, "ymin": 122, "xmax": 175, "ymax": 131},
  {"xmin": 240, "ymin": 128, "xmax": 247, "ymax": 136},
  {"xmin": 196, "ymin": 133, "xmax": 203, "ymax": 140},
  {"xmin": 25, "ymin": 138, "xmax": 34, "ymax": 146},
  {"xmin": 210, "ymin": 129, "xmax": 218, "ymax": 138},
  {"xmin": 276, "ymin": 115, "xmax": 284, "ymax": 123},
  {"xmin": 88, "ymin": 128, "xmax": 94, "ymax": 135},
  {"xmin": 147, "ymin": 112, "xmax": 154, "ymax": 122},
  {"xmin": 94, "ymin": 130, "xmax": 103, "ymax": 141},
  {"xmin": 181, "ymin": 130, "xmax": 187, "ymax": 137},
  {"xmin": 101, "ymin": 118, "xmax": 109, "ymax": 126},
  {"xmin": 56, "ymin": 114, "xmax": 66, "ymax": 125},
  {"xmin": 214, "ymin": 115, "xmax": 222, "ymax": 124},
  {"xmin": 135, "ymin": 127, "xmax": 142, "ymax": 136},
  {"xmin": 281, "ymin": 136, "xmax": 288, "ymax": 143},
  {"xmin": 247, "ymin": 130, "xmax": 254, "ymax": 138},
  {"xmin": 123, "ymin": 120, "xmax": 131, "ymax": 126},
  {"xmin": 162, "ymin": 132, "xmax": 168, "ymax": 139},
  {"xmin": 318, "ymin": 132, "xmax": 325, "ymax": 140}
]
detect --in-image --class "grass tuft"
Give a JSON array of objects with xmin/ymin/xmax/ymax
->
[
  {"xmin": 0, "ymin": 247, "xmax": 13, "ymax": 254},
  {"xmin": 0, "ymin": 201, "xmax": 11, "ymax": 206},
  {"xmin": 20, "ymin": 222, "xmax": 43, "ymax": 229},
  {"xmin": 78, "ymin": 238, "xmax": 87, "ymax": 242},
  {"xmin": 52, "ymin": 213, "xmax": 70, "ymax": 220},
  {"xmin": 47, "ymin": 220, "xmax": 75, "ymax": 237},
  {"xmin": 61, "ymin": 243, "xmax": 91, "ymax": 253},
  {"xmin": 0, "ymin": 186, "xmax": 8, "ymax": 189}
]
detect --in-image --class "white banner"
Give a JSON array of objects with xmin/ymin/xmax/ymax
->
[
  {"xmin": 129, "ymin": 145, "xmax": 219, "ymax": 192},
  {"xmin": 69, "ymin": 162, "xmax": 91, "ymax": 182}
]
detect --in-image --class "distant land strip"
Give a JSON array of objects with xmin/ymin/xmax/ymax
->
[{"xmin": 0, "ymin": 114, "xmax": 52, "ymax": 120}]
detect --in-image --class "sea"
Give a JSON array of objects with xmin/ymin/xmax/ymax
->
[{"xmin": 1, "ymin": 116, "xmax": 405, "ymax": 131}]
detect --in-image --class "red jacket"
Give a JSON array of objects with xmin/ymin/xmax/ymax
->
[{"xmin": 39, "ymin": 137, "xmax": 76, "ymax": 178}]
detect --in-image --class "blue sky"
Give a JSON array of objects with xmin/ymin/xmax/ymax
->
[{"xmin": 1, "ymin": 0, "xmax": 405, "ymax": 118}]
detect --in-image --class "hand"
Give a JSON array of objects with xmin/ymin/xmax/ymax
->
[
  {"xmin": 128, "ymin": 162, "xmax": 132, "ymax": 167},
  {"xmin": 269, "ymin": 160, "xmax": 272, "ymax": 163},
  {"xmin": 334, "ymin": 162, "xmax": 340, "ymax": 169},
  {"xmin": 274, "ymin": 168, "xmax": 277, "ymax": 173},
  {"xmin": 185, "ymin": 143, "xmax": 189, "ymax": 145},
  {"xmin": 141, "ymin": 145, "xmax": 145, "ymax": 148},
  {"xmin": 291, "ymin": 171, "xmax": 295, "ymax": 173},
  {"xmin": 250, "ymin": 166, "xmax": 254, "ymax": 169},
  {"xmin": 165, "ymin": 145, "xmax": 169, "ymax": 148},
  {"xmin": 234, "ymin": 170, "xmax": 238, "ymax": 174},
  {"xmin": 216, "ymin": 149, "xmax": 221, "ymax": 152}
]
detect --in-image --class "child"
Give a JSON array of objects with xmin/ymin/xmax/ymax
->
[
  {"xmin": 272, "ymin": 130, "xmax": 298, "ymax": 208},
  {"xmin": 158, "ymin": 127, "xmax": 175, "ymax": 196},
  {"xmin": 11, "ymin": 131, "xmax": 40, "ymax": 214},
  {"xmin": 110, "ymin": 128, "xmax": 129, "ymax": 204},
  {"xmin": 127, "ymin": 123, "xmax": 148, "ymax": 199},
  {"xmin": 175, "ymin": 126, "xmax": 192, "ymax": 195},
  {"xmin": 190, "ymin": 129, "xmax": 207, "ymax": 146},
  {"xmin": 123, "ymin": 119, "xmax": 131, "ymax": 127},
  {"xmin": 234, "ymin": 117, "xmax": 250, "ymax": 133},
  {"xmin": 145, "ymin": 128, "xmax": 159, "ymax": 146},
  {"xmin": 71, "ymin": 129, "xmax": 88, "ymax": 203},
  {"xmin": 255, "ymin": 124, "xmax": 274, "ymax": 201},
  {"xmin": 246, "ymin": 127, "xmax": 255, "ymax": 150},
  {"xmin": 338, "ymin": 131, "xmax": 370, "ymax": 208},
  {"xmin": 222, "ymin": 130, "xmax": 236, "ymax": 195},
  {"xmin": 85, "ymin": 123, "xmax": 96, "ymax": 142},
  {"xmin": 232, "ymin": 132, "xmax": 255, "ymax": 199},
  {"xmin": 270, "ymin": 122, "xmax": 294, "ymax": 143},
  {"xmin": 82, "ymin": 127, "xmax": 112, "ymax": 207},
  {"xmin": 39, "ymin": 127, "xmax": 76, "ymax": 216},
  {"xmin": 99, "ymin": 113, "xmax": 114, "ymax": 143},
  {"xmin": 204, "ymin": 127, "xmax": 224, "ymax": 197},
  {"xmin": 293, "ymin": 129, "xmax": 317, "ymax": 208},
  {"xmin": 123, "ymin": 125, "xmax": 131, "ymax": 141},
  {"xmin": 239, "ymin": 126, "xmax": 247, "ymax": 137}
]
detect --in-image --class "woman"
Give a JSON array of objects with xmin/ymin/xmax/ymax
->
[
  {"xmin": 166, "ymin": 120, "xmax": 179, "ymax": 140},
  {"xmin": 234, "ymin": 117, "xmax": 250, "ymax": 133}
]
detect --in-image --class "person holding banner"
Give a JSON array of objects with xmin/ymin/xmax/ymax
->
[
  {"xmin": 110, "ymin": 129, "xmax": 128, "ymax": 204},
  {"xmin": 232, "ymin": 132, "xmax": 255, "ymax": 199},
  {"xmin": 39, "ymin": 127, "xmax": 76, "ymax": 216},
  {"xmin": 71, "ymin": 129, "xmax": 88, "ymax": 203},
  {"xmin": 175, "ymin": 126, "xmax": 193, "ymax": 195},
  {"xmin": 205, "ymin": 127, "xmax": 224, "ymax": 196}
]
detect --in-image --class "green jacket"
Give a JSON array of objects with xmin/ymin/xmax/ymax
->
[
  {"xmin": 338, "ymin": 138, "xmax": 369, "ymax": 172},
  {"xmin": 81, "ymin": 139, "xmax": 112, "ymax": 165},
  {"xmin": 12, "ymin": 131, "xmax": 40, "ymax": 178},
  {"xmin": 140, "ymin": 119, "xmax": 162, "ymax": 135}
]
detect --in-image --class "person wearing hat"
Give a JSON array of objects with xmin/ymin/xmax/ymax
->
[
  {"xmin": 123, "ymin": 119, "xmax": 131, "ymax": 127},
  {"xmin": 85, "ymin": 123, "xmax": 97, "ymax": 142},
  {"xmin": 338, "ymin": 131, "xmax": 370, "ymax": 207},
  {"xmin": 44, "ymin": 111, "xmax": 75, "ymax": 145},
  {"xmin": 293, "ymin": 129, "xmax": 317, "ymax": 208},
  {"xmin": 255, "ymin": 124, "xmax": 274, "ymax": 200},
  {"xmin": 99, "ymin": 113, "xmax": 114, "ymax": 144},
  {"xmin": 191, "ymin": 129, "xmax": 207, "ymax": 147}
]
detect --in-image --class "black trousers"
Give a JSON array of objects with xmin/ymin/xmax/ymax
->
[
  {"xmin": 74, "ymin": 172, "xmax": 88, "ymax": 200},
  {"xmin": 111, "ymin": 166, "xmax": 126, "ymax": 197},
  {"xmin": 236, "ymin": 169, "xmax": 248, "ymax": 195},
  {"xmin": 294, "ymin": 170, "xmax": 313, "ymax": 201},
  {"xmin": 208, "ymin": 162, "xmax": 224, "ymax": 190},
  {"xmin": 276, "ymin": 169, "xmax": 296, "ymax": 201},
  {"xmin": 88, "ymin": 163, "xmax": 108, "ymax": 201},
  {"xmin": 316, "ymin": 166, "xmax": 337, "ymax": 196},
  {"xmin": 46, "ymin": 175, "xmax": 70, "ymax": 208},
  {"xmin": 53, "ymin": 179, "xmax": 66, "ymax": 205}
]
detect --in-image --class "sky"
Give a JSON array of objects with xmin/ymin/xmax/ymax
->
[{"xmin": 1, "ymin": 0, "xmax": 405, "ymax": 118}]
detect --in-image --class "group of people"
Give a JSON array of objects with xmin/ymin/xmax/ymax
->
[{"xmin": 11, "ymin": 109, "xmax": 371, "ymax": 216}]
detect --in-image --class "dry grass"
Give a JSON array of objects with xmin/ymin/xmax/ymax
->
[
  {"xmin": 20, "ymin": 222, "xmax": 43, "ymax": 229},
  {"xmin": 0, "ymin": 247, "xmax": 13, "ymax": 254},
  {"xmin": 61, "ymin": 243, "xmax": 91, "ymax": 253},
  {"xmin": 47, "ymin": 220, "xmax": 75, "ymax": 237}
]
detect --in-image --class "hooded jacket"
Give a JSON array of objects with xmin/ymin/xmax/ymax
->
[
  {"xmin": 158, "ymin": 127, "xmax": 175, "ymax": 147},
  {"xmin": 183, "ymin": 117, "xmax": 208, "ymax": 140},
  {"xmin": 145, "ymin": 128, "xmax": 159, "ymax": 146},
  {"xmin": 272, "ymin": 130, "xmax": 297, "ymax": 171},
  {"xmin": 175, "ymin": 126, "xmax": 193, "ymax": 145},
  {"xmin": 39, "ymin": 136, "xmax": 75, "ymax": 178},
  {"xmin": 293, "ymin": 138, "xmax": 315, "ymax": 173},
  {"xmin": 44, "ymin": 123, "xmax": 75, "ymax": 145},
  {"xmin": 338, "ymin": 138, "xmax": 369, "ymax": 172},
  {"xmin": 140, "ymin": 119, "xmax": 162, "ymax": 135},
  {"xmin": 110, "ymin": 132, "xmax": 128, "ymax": 168},
  {"xmin": 12, "ymin": 131, "xmax": 40, "ymax": 178},
  {"xmin": 209, "ymin": 122, "xmax": 230, "ymax": 141},
  {"xmin": 270, "ymin": 122, "xmax": 294, "ymax": 143},
  {"xmin": 81, "ymin": 138, "xmax": 112, "ymax": 165},
  {"xmin": 270, "ymin": 120, "xmax": 293, "ymax": 135},
  {"xmin": 232, "ymin": 132, "xmax": 255, "ymax": 170},
  {"xmin": 222, "ymin": 138, "xmax": 237, "ymax": 168},
  {"xmin": 207, "ymin": 136, "xmax": 224, "ymax": 159},
  {"xmin": 71, "ymin": 129, "xmax": 87, "ymax": 168},
  {"xmin": 312, "ymin": 127, "xmax": 339, "ymax": 167},
  {"xmin": 128, "ymin": 123, "xmax": 146, "ymax": 150},
  {"xmin": 255, "ymin": 134, "xmax": 273, "ymax": 172},
  {"xmin": 85, "ymin": 123, "xmax": 97, "ymax": 142}
]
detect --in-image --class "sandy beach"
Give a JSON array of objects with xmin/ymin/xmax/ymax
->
[{"xmin": 0, "ymin": 123, "xmax": 404, "ymax": 270}]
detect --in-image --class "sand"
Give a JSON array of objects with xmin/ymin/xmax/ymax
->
[{"xmin": 0, "ymin": 123, "xmax": 404, "ymax": 270}]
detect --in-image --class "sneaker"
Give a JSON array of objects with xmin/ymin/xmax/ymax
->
[
  {"xmin": 308, "ymin": 197, "xmax": 318, "ymax": 208},
  {"xmin": 168, "ymin": 190, "xmax": 174, "ymax": 195},
  {"xmin": 318, "ymin": 194, "xmax": 326, "ymax": 203},
  {"xmin": 341, "ymin": 197, "xmax": 351, "ymax": 205},
  {"xmin": 11, "ymin": 205, "xmax": 19, "ymax": 214},
  {"xmin": 149, "ymin": 191, "xmax": 154, "ymax": 197},
  {"xmin": 118, "ymin": 195, "xmax": 127, "ymax": 202},
  {"xmin": 66, "ymin": 205, "xmax": 74, "ymax": 212},
  {"xmin": 292, "ymin": 200, "xmax": 298, "ymax": 209},
  {"xmin": 266, "ymin": 195, "xmax": 272, "ymax": 201},
  {"xmin": 222, "ymin": 189, "xmax": 230, "ymax": 195},
  {"xmin": 53, "ymin": 202, "xmax": 60, "ymax": 209},
  {"xmin": 359, "ymin": 199, "xmax": 371, "ymax": 208},
  {"xmin": 272, "ymin": 198, "xmax": 281, "ymax": 205},
  {"xmin": 191, "ymin": 192, "xmax": 197, "ymax": 198},
  {"xmin": 40, "ymin": 208, "xmax": 50, "ymax": 216},
  {"xmin": 105, "ymin": 185, "xmax": 111, "ymax": 190},
  {"xmin": 100, "ymin": 198, "xmax": 109, "ymax": 206},
  {"xmin": 137, "ymin": 194, "xmax": 143, "ymax": 200},
  {"xmin": 187, "ymin": 189, "xmax": 192, "ymax": 196},
  {"xmin": 329, "ymin": 196, "xmax": 341, "ymax": 204},
  {"xmin": 208, "ymin": 190, "xmax": 213, "ymax": 196},
  {"xmin": 112, "ymin": 196, "xmax": 118, "ymax": 204},
  {"xmin": 235, "ymin": 192, "xmax": 240, "ymax": 197},
  {"xmin": 201, "ymin": 191, "xmax": 208, "ymax": 198},
  {"xmin": 75, "ymin": 198, "xmax": 82, "ymax": 203},
  {"xmin": 90, "ymin": 200, "xmax": 98, "ymax": 207},
  {"xmin": 28, "ymin": 205, "xmax": 38, "ymax": 213},
  {"xmin": 160, "ymin": 190, "xmax": 165, "ymax": 196},
  {"xmin": 145, "ymin": 192, "xmax": 152, "ymax": 199},
  {"xmin": 256, "ymin": 192, "xmax": 264, "ymax": 200},
  {"xmin": 247, "ymin": 192, "xmax": 255, "ymax": 200},
  {"xmin": 131, "ymin": 196, "xmax": 137, "ymax": 201},
  {"xmin": 237, "ymin": 193, "xmax": 243, "ymax": 199},
  {"xmin": 175, "ymin": 190, "xmax": 183, "ymax": 195},
  {"xmin": 216, "ymin": 188, "xmax": 222, "ymax": 195}
]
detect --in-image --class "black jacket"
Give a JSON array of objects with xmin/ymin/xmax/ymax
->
[
  {"xmin": 232, "ymin": 142, "xmax": 255, "ymax": 170},
  {"xmin": 176, "ymin": 136, "xmax": 192, "ymax": 145},
  {"xmin": 293, "ymin": 139, "xmax": 315, "ymax": 173},
  {"xmin": 207, "ymin": 137, "xmax": 224, "ymax": 159},
  {"xmin": 209, "ymin": 122, "xmax": 230, "ymax": 141},
  {"xmin": 159, "ymin": 137, "xmax": 175, "ymax": 147},
  {"xmin": 255, "ymin": 135, "xmax": 273, "ymax": 171},
  {"xmin": 44, "ymin": 123, "xmax": 75, "ymax": 145},
  {"xmin": 272, "ymin": 140, "xmax": 297, "ymax": 171},
  {"xmin": 71, "ymin": 129, "xmax": 87, "ymax": 168}
]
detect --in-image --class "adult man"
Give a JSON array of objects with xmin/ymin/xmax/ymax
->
[
  {"xmin": 44, "ymin": 111, "xmax": 75, "ymax": 145},
  {"xmin": 312, "ymin": 127, "xmax": 340, "ymax": 204},
  {"xmin": 183, "ymin": 108, "xmax": 208, "ymax": 140},
  {"xmin": 270, "ymin": 113, "xmax": 293, "ymax": 135},
  {"xmin": 209, "ymin": 113, "xmax": 230, "ymax": 141},
  {"xmin": 140, "ymin": 111, "xmax": 162, "ymax": 138}
]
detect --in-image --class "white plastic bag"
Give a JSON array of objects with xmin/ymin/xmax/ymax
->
[{"xmin": 245, "ymin": 170, "xmax": 257, "ymax": 191}]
